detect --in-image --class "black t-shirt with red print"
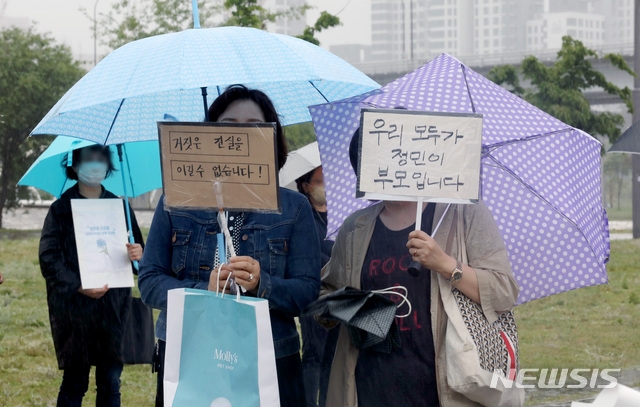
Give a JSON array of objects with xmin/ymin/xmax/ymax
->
[{"xmin": 355, "ymin": 203, "xmax": 439, "ymax": 407}]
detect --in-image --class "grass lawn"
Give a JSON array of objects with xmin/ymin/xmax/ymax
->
[
  {"xmin": 1, "ymin": 230, "xmax": 639, "ymax": 406},
  {"xmin": 605, "ymin": 206, "xmax": 633, "ymax": 222},
  {"xmin": 0, "ymin": 230, "xmax": 155, "ymax": 406},
  {"xmin": 516, "ymin": 238, "xmax": 640, "ymax": 405}
]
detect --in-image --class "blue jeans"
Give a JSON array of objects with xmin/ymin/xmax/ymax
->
[
  {"xmin": 139, "ymin": 190, "xmax": 322, "ymax": 359},
  {"xmin": 56, "ymin": 362, "xmax": 123, "ymax": 407}
]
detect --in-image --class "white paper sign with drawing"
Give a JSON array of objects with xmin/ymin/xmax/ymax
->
[
  {"xmin": 71, "ymin": 199, "xmax": 134, "ymax": 289},
  {"xmin": 357, "ymin": 109, "xmax": 483, "ymax": 204}
]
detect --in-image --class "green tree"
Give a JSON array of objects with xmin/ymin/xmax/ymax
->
[
  {"xmin": 222, "ymin": 0, "xmax": 278, "ymax": 29},
  {"xmin": 296, "ymin": 11, "xmax": 341, "ymax": 46},
  {"xmin": 93, "ymin": 0, "xmax": 338, "ymax": 51},
  {"xmin": 86, "ymin": 0, "xmax": 221, "ymax": 50},
  {"xmin": 0, "ymin": 27, "xmax": 85, "ymax": 227},
  {"xmin": 487, "ymin": 36, "xmax": 634, "ymax": 145},
  {"xmin": 284, "ymin": 122, "xmax": 316, "ymax": 150}
]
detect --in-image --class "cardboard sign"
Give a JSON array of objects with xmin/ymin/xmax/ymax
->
[
  {"xmin": 158, "ymin": 122, "xmax": 280, "ymax": 212},
  {"xmin": 71, "ymin": 199, "xmax": 134, "ymax": 289},
  {"xmin": 357, "ymin": 109, "xmax": 483, "ymax": 203}
]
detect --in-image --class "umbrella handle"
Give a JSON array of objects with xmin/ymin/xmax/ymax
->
[
  {"xmin": 217, "ymin": 210, "xmax": 247, "ymax": 294},
  {"xmin": 408, "ymin": 202, "xmax": 452, "ymax": 277},
  {"xmin": 192, "ymin": 0, "xmax": 201, "ymax": 29},
  {"xmin": 408, "ymin": 197, "xmax": 424, "ymax": 276},
  {"xmin": 117, "ymin": 144, "xmax": 139, "ymax": 271}
]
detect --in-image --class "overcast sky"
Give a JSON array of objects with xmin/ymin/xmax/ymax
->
[{"xmin": 2, "ymin": 0, "xmax": 371, "ymax": 61}]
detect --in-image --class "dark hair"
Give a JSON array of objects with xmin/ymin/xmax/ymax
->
[
  {"xmin": 62, "ymin": 145, "xmax": 116, "ymax": 180},
  {"xmin": 208, "ymin": 85, "xmax": 288, "ymax": 170},
  {"xmin": 295, "ymin": 168, "xmax": 317, "ymax": 196},
  {"xmin": 349, "ymin": 127, "xmax": 360, "ymax": 174}
]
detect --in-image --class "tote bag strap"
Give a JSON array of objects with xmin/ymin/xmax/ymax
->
[{"xmin": 444, "ymin": 206, "xmax": 459, "ymax": 257}]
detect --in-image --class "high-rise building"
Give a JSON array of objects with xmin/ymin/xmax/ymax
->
[
  {"xmin": 262, "ymin": 0, "xmax": 307, "ymax": 36},
  {"xmin": 526, "ymin": 10, "xmax": 605, "ymax": 51},
  {"xmin": 474, "ymin": 0, "xmax": 545, "ymax": 56},
  {"xmin": 369, "ymin": 0, "xmax": 545, "ymax": 61},
  {"xmin": 423, "ymin": 0, "xmax": 467, "ymax": 59},
  {"xmin": 596, "ymin": 0, "xmax": 634, "ymax": 48},
  {"xmin": 370, "ymin": 0, "xmax": 406, "ymax": 61},
  {"xmin": 363, "ymin": 0, "xmax": 631, "ymax": 65}
]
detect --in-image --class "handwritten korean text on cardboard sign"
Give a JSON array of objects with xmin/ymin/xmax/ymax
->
[{"xmin": 159, "ymin": 122, "xmax": 280, "ymax": 212}]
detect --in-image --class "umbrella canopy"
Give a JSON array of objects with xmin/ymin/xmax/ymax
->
[
  {"xmin": 608, "ymin": 121, "xmax": 640, "ymax": 154},
  {"xmin": 30, "ymin": 26, "xmax": 379, "ymax": 144},
  {"xmin": 279, "ymin": 141, "xmax": 321, "ymax": 189},
  {"xmin": 303, "ymin": 287, "xmax": 400, "ymax": 352},
  {"xmin": 309, "ymin": 54, "xmax": 609, "ymax": 304},
  {"xmin": 18, "ymin": 136, "xmax": 161, "ymax": 198}
]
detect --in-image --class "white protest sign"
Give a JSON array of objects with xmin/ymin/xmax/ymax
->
[
  {"xmin": 357, "ymin": 109, "xmax": 483, "ymax": 203},
  {"xmin": 71, "ymin": 199, "xmax": 134, "ymax": 289}
]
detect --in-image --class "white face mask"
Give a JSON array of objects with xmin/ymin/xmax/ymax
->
[
  {"xmin": 77, "ymin": 162, "xmax": 108, "ymax": 187},
  {"xmin": 310, "ymin": 185, "xmax": 327, "ymax": 206}
]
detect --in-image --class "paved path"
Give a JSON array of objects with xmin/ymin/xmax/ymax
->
[
  {"xmin": 2, "ymin": 206, "xmax": 155, "ymax": 230},
  {"xmin": 3, "ymin": 207, "xmax": 635, "ymax": 240}
]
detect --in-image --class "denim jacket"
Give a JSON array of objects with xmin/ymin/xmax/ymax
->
[{"xmin": 139, "ymin": 188, "xmax": 322, "ymax": 358}]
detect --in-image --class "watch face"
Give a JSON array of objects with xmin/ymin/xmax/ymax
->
[{"xmin": 452, "ymin": 270, "xmax": 463, "ymax": 282}]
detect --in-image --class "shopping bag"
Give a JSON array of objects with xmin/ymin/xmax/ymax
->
[{"xmin": 164, "ymin": 288, "xmax": 280, "ymax": 407}]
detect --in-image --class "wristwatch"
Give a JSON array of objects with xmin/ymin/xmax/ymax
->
[{"xmin": 447, "ymin": 260, "xmax": 463, "ymax": 285}]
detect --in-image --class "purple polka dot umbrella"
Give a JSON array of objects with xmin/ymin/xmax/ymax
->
[{"xmin": 309, "ymin": 53, "xmax": 609, "ymax": 304}]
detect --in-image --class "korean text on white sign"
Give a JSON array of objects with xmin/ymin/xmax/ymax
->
[{"xmin": 357, "ymin": 109, "xmax": 483, "ymax": 204}]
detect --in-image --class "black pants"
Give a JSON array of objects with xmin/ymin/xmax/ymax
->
[
  {"xmin": 276, "ymin": 351, "xmax": 306, "ymax": 407},
  {"xmin": 301, "ymin": 314, "xmax": 330, "ymax": 406},
  {"xmin": 153, "ymin": 341, "xmax": 165, "ymax": 407},
  {"xmin": 154, "ymin": 340, "xmax": 306, "ymax": 407},
  {"xmin": 57, "ymin": 362, "xmax": 123, "ymax": 407}
]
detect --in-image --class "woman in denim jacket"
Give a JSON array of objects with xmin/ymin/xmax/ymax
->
[{"xmin": 139, "ymin": 85, "xmax": 322, "ymax": 407}]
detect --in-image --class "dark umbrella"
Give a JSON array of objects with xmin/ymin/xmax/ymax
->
[
  {"xmin": 303, "ymin": 287, "xmax": 409, "ymax": 353},
  {"xmin": 609, "ymin": 121, "xmax": 640, "ymax": 154}
]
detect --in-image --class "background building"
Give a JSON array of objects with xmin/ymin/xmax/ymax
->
[
  {"xmin": 340, "ymin": 0, "xmax": 632, "ymax": 66},
  {"xmin": 263, "ymin": 0, "xmax": 307, "ymax": 36}
]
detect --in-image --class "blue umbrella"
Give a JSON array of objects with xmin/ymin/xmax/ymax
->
[
  {"xmin": 18, "ymin": 136, "xmax": 161, "ymax": 198},
  {"xmin": 27, "ymin": 22, "xmax": 377, "ymax": 268},
  {"xmin": 30, "ymin": 26, "xmax": 380, "ymax": 145}
]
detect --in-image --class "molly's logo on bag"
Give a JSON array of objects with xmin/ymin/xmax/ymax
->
[
  {"xmin": 490, "ymin": 368, "xmax": 620, "ymax": 389},
  {"xmin": 214, "ymin": 348, "xmax": 239, "ymax": 370}
]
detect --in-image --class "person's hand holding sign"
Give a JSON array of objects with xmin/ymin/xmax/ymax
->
[
  {"xmin": 79, "ymin": 284, "xmax": 109, "ymax": 299},
  {"xmin": 224, "ymin": 256, "xmax": 261, "ymax": 293},
  {"xmin": 208, "ymin": 256, "xmax": 261, "ymax": 294},
  {"xmin": 407, "ymin": 230, "xmax": 481, "ymax": 304},
  {"xmin": 406, "ymin": 230, "xmax": 455, "ymax": 275},
  {"xmin": 209, "ymin": 266, "xmax": 232, "ymax": 294},
  {"xmin": 126, "ymin": 243, "xmax": 143, "ymax": 261}
]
